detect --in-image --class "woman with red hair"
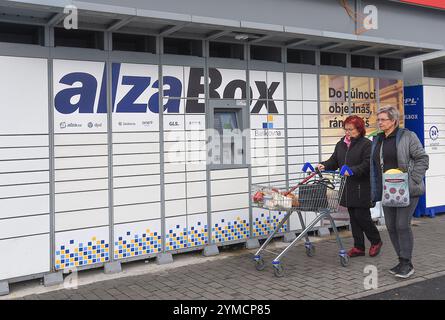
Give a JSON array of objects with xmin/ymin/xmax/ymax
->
[{"xmin": 318, "ymin": 115, "xmax": 382, "ymax": 258}]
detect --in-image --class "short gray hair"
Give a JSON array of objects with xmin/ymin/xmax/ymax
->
[{"xmin": 377, "ymin": 106, "xmax": 400, "ymax": 127}]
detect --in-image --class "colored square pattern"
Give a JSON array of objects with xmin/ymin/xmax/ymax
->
[
  {"xmin": 55, "ymin": 236, "xmax": 109, "ymax": 270},
  {"xmin": 187, "ymin": 224, "xmax": 208, "ymax": 247},
  {"xmin": 270, "ymin": 212, "xmax": 288, "ymax": 234},
  {"xmin": 253, "ymin": 212, "xmax": 288, "ymax": 237},
  {"xmin": 263, "ymin": 115, "xmax": 274, "ymax": 129},
  {"xmin": 165, "ymin": 224, "xmax": 188, "ymax": 251},
  {"xmin": 114, "ymin": 229, "xmax": 162, "ymax": 260},
  {"xmin": 211, "ymin": 216, "xmax": 249, "ymax": 244}
]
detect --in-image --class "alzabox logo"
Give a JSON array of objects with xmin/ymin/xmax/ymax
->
[{"xmin": 54, "ymin": 64, "xmax": 281, "ymax": 115}]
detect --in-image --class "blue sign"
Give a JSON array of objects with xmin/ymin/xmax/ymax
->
[{"xmin": 404, "ymin": 85, "xmax": 424, "ymax": 146}]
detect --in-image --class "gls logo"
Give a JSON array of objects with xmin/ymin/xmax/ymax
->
[{"xmin": 54, "ymin": 64, "xmax": 280, "ymax": 115}]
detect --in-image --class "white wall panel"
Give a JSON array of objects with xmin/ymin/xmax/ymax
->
[
  {"xmin": 185, "ymin": 130, "xmax": 206, "ymax": 141},
  {"xmin": 113, "ymin": 175, "xmax": 160, "ymax": 188},
  {"xmin": 55, "ymin": 145, "xmax": 108, "ymax": 157},
  {"xmin": 0, "ymin": 56, "xmax": 48, "ymax": 135},
  {"xmin": 164, "ymin": 162, "xmax": 186, "ymax": 173},
  {"xmin": 55, "ymin": 208, "xmax": 109, "ymax": 231},
  {"xmin": 287, "ymin": 114, "xmax": 303, "ymax": 128},
  {"xmin": 55, "ymin": 179, "xmax": 108, "ymax": 193},
  {"xmin": 185, "ymin": 115, "xmax": 206, "ymax": 130},
  {"xmin": 303, "ymin": 115, "xmax": 318, "ymax": 128},
  {"xmin": 165, "ymin": 183, "xmax": 186, "ymax": 200},
  {"xmin": 113, "ymin": 143, "xmax": 160, "ymax": 154},
  {"xmin": 252, "ymin": 166, "xmax": 269, "ymax": 176},
  {"xmin": 186, "ymin": 171, "xmax": 206, "ymax": 182},
  {"xmin": 0, "ymin": 147, "xmax": 49, "ymax": 160},
  {"xmin": 0, "ymin": 183, "xmax": 49, "ymax": 199},
  {"xmin": 114, "ymin": 202, "xmax": 161, "ymax": 223},
  {"xmin": 424, "ymin": 86, "xmax": 445, "ymax": 107},
  {"xmin": 288, "ymin": 128, "xmax": 304, "ymax": 137},
  {"xmin": 303, "ymin": 101, "xmax": 318, "ymax": 114},
  {"xmin": 211, "ymin": 194, "xmax": 249, "ymax": 212},
  {"xmin": 0, "ymin": 135, "xmax": 48, "ymax": 148},
  {"xmin": 165, "ymin": 199, "xmax": 187, "ymax": 217},
  {"xmin": 164, "ymin": 172, "xmax": 186, "ymax": 184},
  {"xmin": 211, "ymin": 178, "xmax": 248, "ymax": 196},
  {"xmin": 54, "ymin": 134, "xmax": 107, "ymax": 145},
  {"xmin": 0, "ymin": 234, "xmax": 50, "ymax": 280},
  {"xmin": 55, "ymin": 190, "xmax": 108, "ymax": 212},
  {"xmin": 164, "ymin": 131, "xmax": 185, "ymax": 142},
  {"xmin": 55, "ymin": 167, "xmax": 109, "ymax": 181},
  {"xmin": 113, "ymin": 132, "xmax": 159, "ymax": 143},
  {"xmin": 187, "ymin": 197, "xmax": 207, "ymax": 214},
  {"xmin": 113, "ymin": 164, "xmax": 160, "ymax": 176},
  {"xmin": 302, "ymin": 73, "xmax": 318, "ymax": 101},
  {"xmin": 114, "ymin": 186, "xmax": 160, "ymax": 206},
  {"xmin": 113, "ymin": 153, "xmax": 160, "ymax": 166},
  {"xmin": 187, "ymin": 181, "xmax": 207, "ymax": 198},
  {"xmin": 426, "ymin": 176, "xmax": 445, "ymax": 208},
  {"xmin": 164, "ymin": 151, "xmax": 186, "ymax": 163},
  {"xmin": 211, "ymin": 168, "xmax": 248, "ymax": 180},
  {"xmin": 286, "ymin": 73, "xmax": 303, "ymax": 100},
  {"xmin": 0, "ymin": 195, "xmax": 49, "ymax": 219},
  {"xmin": 186, "ymin": 163, "xmax": 206, "ymax": 172},
  {"xmin": 0, "ymin": 215, "xmax": 49, "ymax": 240},
  {"xmin": 0, "ymin": 171, "xmax": 49, "ymax": 186},
  {"xmin": 0, "ymin": 159, "xmax": 49, "ymax": 173},
  {"xmin": 289, "ymin": 212, "xmax": 303, "ymax": 231},
  {"xmin": 164, "ymin": 141, "xmax": 186, "ymax": 152},
  {"xmin": 55, "ymin": 156, "xmax": 108, "ymax": 169}
]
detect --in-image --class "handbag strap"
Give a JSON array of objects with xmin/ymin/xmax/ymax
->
[{"xmin": 379, "ymin": 139, "xmax": 384, "ymax": 174}]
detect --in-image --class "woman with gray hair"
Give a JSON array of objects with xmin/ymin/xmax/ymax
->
[{"xmin": 370, "ymin": 106, "xmax": 429, "ymax": 278}]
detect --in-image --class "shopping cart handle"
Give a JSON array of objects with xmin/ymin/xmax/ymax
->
[
  {"xmin": 340, "ymin": 165, "xmax": 353, "ymax": 176},
  {"xmin": 302, "ymin": 162, "xmax": 315, "ymax": 172}
]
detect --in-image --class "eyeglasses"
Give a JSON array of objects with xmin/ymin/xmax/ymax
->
[
  {"xmin": 344, "ymin": 128, "xmax": 356, "ymax": 132},
  {"xmin": 377, "ymin": 118, "xmax": 391, "ymax": 122}
]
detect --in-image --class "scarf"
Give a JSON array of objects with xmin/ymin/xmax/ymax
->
[{"xmin": 344, "ymin": 135, "xmax": 351, "ymax": 149}]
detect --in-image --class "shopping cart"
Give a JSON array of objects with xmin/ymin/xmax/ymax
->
[{"xmin": 251, "ymin": 162, "xmax": 352, "ymax": 277}]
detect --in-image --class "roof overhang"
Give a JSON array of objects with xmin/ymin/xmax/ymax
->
[{"xmin": 0, "ymin": 0, "xmax": 443, "ymax": 59}]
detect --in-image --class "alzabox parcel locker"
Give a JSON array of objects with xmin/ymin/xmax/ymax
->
[
  {"xmin": 404, "ymin": 53, "xmax": 445, "ymax": 217},
  {"xmin": 1, "ymin": 0, "xmax": 445, "ymax": 293}
]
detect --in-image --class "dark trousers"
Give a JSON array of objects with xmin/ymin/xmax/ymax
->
[
  {"xmin": 348, "ymin": 207, "xmax": 382, "ymax": 251},
  {"xmin": 383, "ymin": 197, "xmax": 419, "ymax": 261}
]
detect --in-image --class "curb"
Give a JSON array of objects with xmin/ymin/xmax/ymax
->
[{"xmin": 343, "ymin": 269, "xmax": 445, "ymax": 300}]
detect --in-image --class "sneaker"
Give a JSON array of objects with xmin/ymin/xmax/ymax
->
[
  {"xmin": 347, "ymin": 247, "xmax": 365, "ymax": 257},
  {"xmin": 395, "ymin": 261, "xmax": 415, "ymax": 279},
  {"xmin": 389, "ymin": 262, "xmax": 402, "ymax": 275},
  {"xmin": 369, "ymin": 241, "xmax": 383, "ymax": 257}
]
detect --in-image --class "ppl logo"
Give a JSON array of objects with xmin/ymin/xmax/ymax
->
[
  {"xmin": 54, "ymin": 64, "xmax": 281, "ymax": 115},
  {"xmin": 404, "ymin": 97, "xmax": 420, "ymax": 107}
]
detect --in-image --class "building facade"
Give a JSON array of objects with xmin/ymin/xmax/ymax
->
[{"xmin": 0, "ymin": 0, "xmax": 444, "ymax": 293}]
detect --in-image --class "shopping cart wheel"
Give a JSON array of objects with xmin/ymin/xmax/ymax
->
[
  {"xmin": 339, "ymin": 255, "xmax": 350, "ymax": 267},
  {"xmin": 273, "ymin": 264, "xmax": 284, "ymax": 277},
  {"xmin": 305, "ymin": 245, "xmax": 316, "ymax": 257},
  {"xmin": 255, "ymin": 257, "xmax": 266, "ymax": 271}
]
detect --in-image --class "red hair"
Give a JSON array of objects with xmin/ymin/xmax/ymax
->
[{"xmin": 343, "ymin": 115, "xmax": 366, "ymax": 137}]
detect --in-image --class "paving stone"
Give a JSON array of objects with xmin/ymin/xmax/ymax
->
[{"xmin": 13, "ymin": 215, "xmax": 445, "ymax": 300}]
